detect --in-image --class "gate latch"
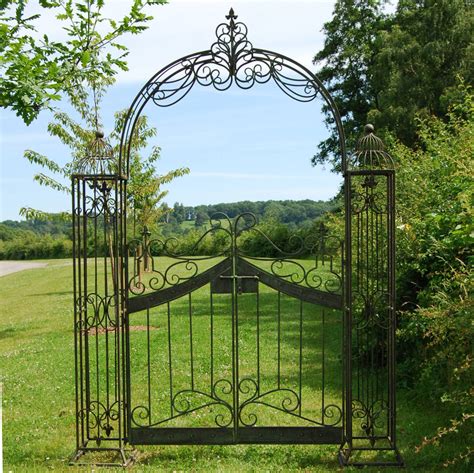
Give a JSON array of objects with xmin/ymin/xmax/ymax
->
[{"xmin": 219, "ymin": 275, "xmax": 259, "ymax": 295}]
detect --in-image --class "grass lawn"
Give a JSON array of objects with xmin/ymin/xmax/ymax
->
[{"xmin": 0, "ymin": 260, "xmax": 471, "ymax": 471}]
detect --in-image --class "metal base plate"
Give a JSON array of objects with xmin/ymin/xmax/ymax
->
[{"xmin": 69, "ymin": 446, "xmax": 137, "ymax": 468}]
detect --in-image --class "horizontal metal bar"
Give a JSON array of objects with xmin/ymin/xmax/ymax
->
[
  {"xmin": 128, "ymin": 258, "xmax": 231, "ymax": 313},
  {"xmin": 238, "ymin": 257, "xmax": 343, "ymax": 309},
  {"xmin": 220, "ymin": 275, "xmax": 259, "ymax": 280},
  {"xmin": 236, "ymin": 426, "xmax": 342, "ymax": 444},
  {"xmin": 345, "ymin": 170, "xmax": 394, "ymax": 177},
  {"xmin": 130, "ymin": 427, "xmax": 233, "ymax": 445},
  {"xmin": 129, "ymin": 427, "xmax": 343, "ymax": 445}
]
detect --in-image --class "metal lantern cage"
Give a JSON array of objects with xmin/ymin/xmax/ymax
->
[{"xmin": 70, "ymin": 9, "xmax": 403, "ymax": 468}]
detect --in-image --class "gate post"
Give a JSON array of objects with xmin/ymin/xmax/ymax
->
[
  {"xmin": 70, "ymin": 132, "xmax": 133, "ymax": 467},
  {"xmin": 340, "ymin": 125, "xmax": 403, "ymax": 466}
]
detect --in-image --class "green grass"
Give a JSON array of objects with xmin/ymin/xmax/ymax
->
[{"xmin": 0, "ymin": 260, "xmax": 471, "ymax": 471}]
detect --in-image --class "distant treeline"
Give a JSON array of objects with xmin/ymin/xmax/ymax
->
[
  {"xmin": 163, "ymin": 199, "xmax": 337, "ymax": 228},
  {"xmin": 0, "ymin": 221, "xmax": 73, "ymax": 260},
  {"xmin": 0, "ymin": 199, "xmax": 337, "ymax": 260}
]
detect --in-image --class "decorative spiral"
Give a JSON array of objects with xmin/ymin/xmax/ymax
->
[
  {"xmin": 271, "ymin": 259, "xmax": 305, "ymax": 284},
  {"xmin": 165, "ymin": 260, "xmax": 199, "ymax": 285},
  {"xmin": 305, "ymin": 267, "xmax": 323, "ymax": 289},
  {"xmin": 131, "ymin": 405, "xmax": 151, "ymax": 426},
  {"xmin": 213, "ymin": 378, "xmax": 233, "ymax": 402},
  {"xmin": 323, "ymin": 404, "xmax": 343, "ymax": 426}
]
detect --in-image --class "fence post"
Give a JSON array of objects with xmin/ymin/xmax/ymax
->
[{"xmin": 340, "ymin": 125, "xmax": 404, "ymax": 467}]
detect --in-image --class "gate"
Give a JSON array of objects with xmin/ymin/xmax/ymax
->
[
  {"xmin": 70, "ymin": 9, "xmax": 403, "ymax": 468},
  {"xmin": 126, "ymin": 215, "xmax": 343, "ymax": 446}
]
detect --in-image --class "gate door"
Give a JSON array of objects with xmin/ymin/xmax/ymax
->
[{"xmin": 126, "ymin": 214, "xmax": 344, "ymax": 445}]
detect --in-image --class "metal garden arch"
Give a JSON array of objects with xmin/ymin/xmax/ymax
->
[{"xmin": 71, "ymin": 8, "xmax": 403, "ymax": 468}]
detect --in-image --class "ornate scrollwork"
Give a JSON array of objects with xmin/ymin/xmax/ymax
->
[
  {"xmin": 351, "ymin": 175, "xmax": 388, "ymax": 215},
  {"xmin": 78, "ymin": 400, "xmax": 121, "ymax": 445},
  {"xmin": 237, "ymin": 378, "xmax": 302, "ymax": 427},
  {"xmin": 130, "ymin": 379, "xmax": 234, "ymax": 428},
  {"xmin": 82, "ymin": 182, "xmax": 117, "ymax": 219},
  {"xmin": 235, "ymin": 215, "xmax": 343, "ymax": 294},
  {"xmin": 352, "ymin": 291, "xmax": 392, "ymax": 330},
  {"xmin": 322, "ymin": 404, "xmax": 343, "ymax": 426},
  {"xmin": 141, "ymin": 8, "xmax": 320, "ymax": 110},
  {"xmin": 352, "ymin": 398, "xmax": 389, "ymax": 444},
  {"xmin": 127, "ymin": 212, "xmax": 343, "ymax": 296},
  {"xmin": 75, "ymin": 292, "xmax": 118, "ymax": 330},
  {"xmin": 127, "ymin": 220, "xmax": 232, "ymax": 295}
]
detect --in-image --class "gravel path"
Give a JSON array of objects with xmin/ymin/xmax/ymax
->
[{"xmin": 0, "ymin": 261, "xmax": 48, "ymax": 277}]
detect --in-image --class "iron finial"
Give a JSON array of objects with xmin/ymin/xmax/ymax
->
[
  {"xmin": 364, "ymin": 123, "xmax": 375, "ymax": 135},
  {"xmin": 226, "ymin": 7, "xmax": 238, "ymax": 21},
  {"xmin": 75, "ymin": 129, "xmax": 116, "ymax": 175},
  {"xmin": 352, "ymin": 124, "xmax": 393, "ymax": 169}
]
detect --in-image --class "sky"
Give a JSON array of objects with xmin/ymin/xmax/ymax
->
[{"xmin": 0, "ymin": 0, "xmax": 343, "ymax": 221}]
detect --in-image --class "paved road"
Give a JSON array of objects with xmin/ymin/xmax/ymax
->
[{"xmin": 0, "ymin": 261, "xmax": 48, "ymax": 277}]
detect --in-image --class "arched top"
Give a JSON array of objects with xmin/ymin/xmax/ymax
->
[{"xmin": 119, "ymin": 8, "xmax": 347, "ymax": 176}]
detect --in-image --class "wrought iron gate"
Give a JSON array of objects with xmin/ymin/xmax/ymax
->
[
  {"xmin": 126, "ymin": 215, "xmax": 343, "ymax": 446},
  {"xmin": 70, "ymin": 9, "xmax": 403, "ymax": 468}
]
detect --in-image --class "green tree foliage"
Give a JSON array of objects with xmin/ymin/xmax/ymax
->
[
  {"xmin": 313, "ymin": 0, "xmax": 388, "ymax": 170},
  {"xmin": 194, "ymin": 211, "xmax": 207, "ymax": 227},
  {"xmin": 0, "ymin": 0, "xmax": 167, "ymax": 124},
  {"xmin": 313, "ymin": 0, "xmax": 474, "ymax": 170},
  {"xmin": 175, "ymin": 199, "xmax": 336, "ymax": 228},
  {"xmin": 20, "ymin": 109, "xmax": 189, "ymax": 232},
  {"xmin": 394, "ymin": 87, "xmax": 473, "ymax": 395},
  {"xmin": 110, "ymin": 111, "xmax": 190, "ymax": 232},
  {"xmin": 392, "ymin": 88, "xmax": 474, "ymax": 466}
]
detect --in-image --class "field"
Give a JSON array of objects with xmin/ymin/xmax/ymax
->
[{"xmin": 0, "ymin": 260, "xmax": 470, "ymax": 472}]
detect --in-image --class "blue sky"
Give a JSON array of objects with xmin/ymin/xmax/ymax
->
[{"xmin": 0, "ymin": 0, "xmax": 343, "ymax": 221}]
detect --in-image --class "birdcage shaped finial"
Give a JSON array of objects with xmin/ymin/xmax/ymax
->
[
  {"xmin": 351, "ymin": 124, "xmax": 394, "ymax": 170},
  {"xmin": 75, "ymin": 130, "xmax": 117, "ymax": 176}
]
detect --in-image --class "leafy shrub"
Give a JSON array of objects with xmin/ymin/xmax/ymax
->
[{"xmin": 0, "ymin": 235, "xmax": 73, "ymax": 259}]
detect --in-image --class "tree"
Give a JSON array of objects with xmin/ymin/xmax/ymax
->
[
  {"xmin": 313, "ymin": 0, "xmax": 474, "ymax": 170},
  {"xmin": 194, "ymin": 211, "xmax": 207, "ymax": 227},
  {"xmin": 20, "ymin": 109, "xmax": 189, "ymax": 233},
  {"xmin": 312, "ymin": 0, "xmax": 389, "ymax": 170},
  {"xmin": 0, "ymin": 0, "xmax": 167, "ymax": 124},
  {"xmin": 173, "ymin": 202, "xmax": 185, "ymax": 224}
]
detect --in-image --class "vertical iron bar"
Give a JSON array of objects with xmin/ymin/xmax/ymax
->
[
  {"xmin": 365, "ymin": 183, "xmax": 370, "ymax": 416},
  {"xmin": 82, "ymin": 179, "xmax": 90, "ymax": 441},
  {"xmin": 322, "ymin": 308, "xmax": 325, "ymax": 423},
  {"xmin": 94, "ymin": 181, "xmax": 100, "ymax": 443},
  {"xmin": 77, "ymin": 179, "xmax": 85, "ymax": 447},
  {"xmin": 277, "ymin": 290, "xmax": 281, "ymax": 389},
  {"xmin": 104, "ymin": 190, "xmax": 110, "ymax": 421},
  {"xmin": 344, "ymin": 171, "xmax": 353, "ymax": 446},
  {"xmin": 299, "ymin": 299, "xmax": 303, "ymax": 416},
  {"xmin": 123, "ymin": 179, "xmax": 132, "ymax": 441},
  {"xmin": 340, "ymin": 237, "xmax": 345, "ymax": 436},
  {"xmin": 147, "ymin": 307, "xmax": 151, "ymax": 425},
  {"xmin": 189, "ymin": 293, "xmax": 194, "ymax": 390},
  {"xmin": 389, "ymin": 172, "xmax": 397, "ymax": 443},
  {"xmin": 72, "ymin": 177, "xmax": 80, "ymax": 450},
  {"xmin": 256, "ymin": 282, "xmax": 260, "ymax": 395},
  {"xmin": 167, "ymin": 301, "xmax": 173, "ymax": 417},
  {"xmin": 210, "ymin": 287, "xmax": 214, "ymax": 395},
  {"xmin": 232, "ymin": 231, "xmax": 239, "ymax": 435},
  {"xmin": 114, "ymin": 179, "xmax": 124, "ymax": 447}
]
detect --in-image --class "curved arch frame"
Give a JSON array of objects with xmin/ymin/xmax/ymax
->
[{"xmin": 119, "ymin": 11, "xmax": 347, "ymax": 176}]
